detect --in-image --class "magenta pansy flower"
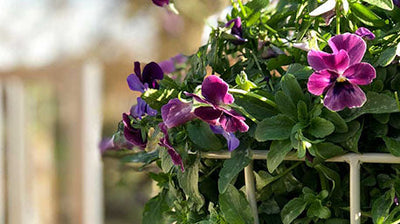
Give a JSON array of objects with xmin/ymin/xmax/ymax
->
[
  {"xmin": 127, "ymin": 61, "xmax": 164, "ymax": 92},
  {"xmin": 161, "ymin": 98, "xmax": 196, "ymax": 129},
  {"xmin": 122, "ymin": 113, "xmax": 147, "ymax": 149},
  {"xmin": 186, "ymin": 75, "xmax": 249, "ymax": 133},
  {"xmin": 225, "ymin": 17, "xmax": 247, "ymax": 45},
  {"xmin": 158, "ymin": 122, "xmax": 184, "ymax": 172},
  {"xmin": 152, "ymin": 0, "xmax": 169, "ymax": 7},
  {"xmin": 307, "ymin": 33, "xmax": 376, "ymax": 111},
  {"xmin": 210, "ymin": 125, "xmax": 240, "ymax": 151},
  {"xmin": 355, "ymin": 27, "xmax": 375, "ymax": 40}
]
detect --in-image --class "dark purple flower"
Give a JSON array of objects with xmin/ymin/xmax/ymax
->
[
  {"xmin": 127, "ymin": 61, "xmax": 164, "ymax": 92},
  {"xmin": 186, "ymin": 75, "xmax": 249, "ymax": 133},
  {"xmin": 159, "ymin": 54, "xmax": 187, "ymax": 74},
  {"xmin": 210, "ymin": 125, "xmax": 240, "ymax": 151},
  {"xmin": 123, "ymin": 113, "xmax": 146, "ymax": 149},
  {"xmin": 131, "ymin": 97, "xmax": 157, "ymax": 119},
  {"xmin": 152, "ymin": 0, "xmax": 169, "ymax": 7},
  {"xmin": 305, "ymin": 150, "xmax": 314, "ymax": 163},
  {"xmin": 394, "ymin": 0, "xmax": 400, "ymax": 8},
  {"xmin": 355, "ymin": 27, "xmax": 375, "ymax": 40},
  {"xmin": 225, "ymin": 17, "xmax": 247, "ymax": 45},
  {"xmin": 158, "ymin": 122, "xmax": 184, "ymax": 172},
  {"xmin": 307, "ymin": 33, "xmax": 376, "ymax": 111},
  {"xmin": 161, "ymin": 98, "xmax": 196, "ymax": 128},
  {"xmin": 395, "ymin": 195, "xmax": 399, "ymax": 206},
  {"xmin": 99, "ymin": 136, "xmax": 134, "ymax": 153}
]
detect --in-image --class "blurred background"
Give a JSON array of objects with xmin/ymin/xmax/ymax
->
[{"xmin": 0, "ymin": 0, "xmax": 229, "ymax": 223}]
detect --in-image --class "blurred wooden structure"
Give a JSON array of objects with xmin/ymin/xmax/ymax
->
[{"xmin": 0, "ymin": 60, "xmax": 104, "ymax": 224}]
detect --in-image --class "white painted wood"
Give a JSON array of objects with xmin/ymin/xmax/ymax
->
[
  {"xmin": 349, "ymin": 157, "xmax": 361, "ymax": 224},
  {"xmin": 82, "ymin": 60, "xmax": 104, "ymax": 224},
  {"xmin": 244, "ymin": 162, "xmax": 259, "ymax": 224},
  {"xmin": 5, "ymin": 78, "xmax": 26, "ymax": 224},
  {"xmin": 0, "ymin": 82, "xmax": 5, "ymax": 224}
]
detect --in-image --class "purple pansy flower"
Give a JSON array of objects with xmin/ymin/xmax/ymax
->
[
  {"xmin": 152, "ymin": 0, "xmax": 169, "ymax": 7},
  {"xmin": 158, "ymin": 122, "xmax": 185, "ymax": 172},
  {"xmin": 127, "ymin": 61, "xmax": 164, "ymax": 93},
  {"xmin": 210, "ymin": 125, "xmax": 240, "ymax": 151},
  {"xmin": 186, "ymin": 75, "xmax": 249, "ymax": 133},
  {"xmin": 131, "ymin": 97, "xmax": 157, "ymax": 119},
  {"xmin": 395, "ymin": 195, "xmax": 399, "ymax": 206},
  {"xmin": 307, "ymin": 33, "xmax": 376, "ymax": 111},
  {"xmin": 225, "ymin": 17, "xmax": 247, "ymax": 45},
  {"xmin": 355, "ymin": 27, "xmax": 375, "ymax": 40},
  {"xmin": 99, "ymin": 137, "xmax": 134, "ymax": 153},
  {"xmin": 122, "ymin": 113, "xmax": 147, "ymax": 149},
  {"xmin": 161, "ymin": 98, "xmax": 196, "ymax": 129},
  {"xmin": 394, "ymin": 0, "xmax": 400, "ymax": 8},
  {"xmin": 159, "ymin": 54, "xmax": 187, "ymax": 74}
]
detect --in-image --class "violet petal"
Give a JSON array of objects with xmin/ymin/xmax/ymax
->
[
  {"xmin": 159, "ymin": 59, "xmax": 175, "ymax": 74},
  {"xmin": 328, "ymin": 33, "xmax": 366, "ymax": 66},
  {"xmin": 324, "ymin": 82, "xmax": 367, "ymax": 111},
  {"xmin": 194, "ymin": 107, "xmax": 223, "ymax": 126},
  {"xmin": 161, "ymin": 98, "xmax": 196, "ymax": 128},
  {"xmin": 132, "ymin": 98, "xmax": 147, "ymax": 119},
  {"xmin": 201, "ymin": 75, "xmax": 234, "ymax": 105},
  {"xmin": 127, "ymin": 74, "xmax": 146, "ymax": 92},
  {"xmin": 152, "ymin": 0, "xmax": 169, "ymax": 7},
  {"xmin": 210, "ymin": 125, "xmax": 240, "ymax": 151},
  {"xmin": 307, "ymin": 70, "xmax": 337, "ymax": 95},
  {"xmin": 134, "ymin": 61, "xmax": 142, "ymax": 81},
  {"xmin": 343, "ymin": 63, "xmax": 376, "ymax": 85},
  {"xmin": 307, "ymin": 49, "xmax": 350, "ymax": 72},
  {"xmin": 142, "ymin": 62, "xmax": 164, "ymax": 89},
  {"xmin": 355, "ymin": 27, "xmax": 375, "ymax": 40},
  {"xmin": 219, "ymin": 110, "xmax": 249, "ymax": 133}
]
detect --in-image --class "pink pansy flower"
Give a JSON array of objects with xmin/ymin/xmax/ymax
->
[
  {"xmin": 307, "ymin": 33, "xmax": 376, "ymax": 111},
  {"xmin": 355, "ymin": 27, "xmax": 375, "ymax": 40}
]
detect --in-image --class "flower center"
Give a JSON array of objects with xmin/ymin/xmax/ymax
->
[{"xmin": 336, "ymin": 76, "xmax": 347, "ymax": 83}]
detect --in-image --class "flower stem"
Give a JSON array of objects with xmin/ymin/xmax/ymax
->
[
  {"xmin": 395, "ymin": 91, "xmax": 400, "ymax": 112},
  {"xmin": 335, "ymin": 1, "xmax": 340, "ymax": 34},
  {"xmin": 237, "ymin": 0, "xmax": 247, "ymax": 18},
  {"xmin": 267, "ymin": 162, "xmax": 302, "ymax": 185},
  {"xmin": 229, "ymin": 88, "xmax": 277, "ymax": 108}
]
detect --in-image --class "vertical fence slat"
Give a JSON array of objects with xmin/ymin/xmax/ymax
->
[
  {"xmin": 244, "ymin": 162, "xmax": 259, "ymax": 224},
  {"xmin": 349, "ymin": 157, "xmax": 361, "ymax": 224},
  {"xmin": 5, "ymin": 78, "xmax": 26, "ymax": 224},
  {"xmin": 0, "ymin": 82, "xmax": 4, "ymax": 224},
  {"xmin": 82, "ymin": 60, "xmax": 104, "ymax": 224}
]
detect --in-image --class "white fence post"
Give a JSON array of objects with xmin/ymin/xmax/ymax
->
[
  {"xmin": 348, "ymin": 156, "xmax": 361, "ymax": 224},
  {"xmin": 244, "ymin": 162, "xmax": 259, "ymax": 224},
  {"xmin": 5, "ymin": 78, "xmax": 27, "ymax": 224}
]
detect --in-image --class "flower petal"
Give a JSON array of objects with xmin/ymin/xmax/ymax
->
[
  {"xmin": 308, "ymin": 49, "xmax": 350, "ymax": 72},
  {"xmin": 152, "ymin": 0, "xmax": 169, "ymax": 7},
  {"xmin": 159, "ymin": 59, "xmax": 175, "ymax": 74},
  {"xmin": 220, "ymin": 110, "xmax": 249, "ymax": 133},
  {"xmin": 161, "ymin": 98, "xmax": 196, "ymax": 128},
  {"xmin": 134, "ymin": 61, "xmax": 142, "ymax": 80},
  {"xmin": 201, "ymin": 75, "xmax": 234, "ymax": 105},
  {"xmin": 343, "ymin": 63, "xmax": 376, "ymax": 85},
  {"xmin": 210, "ymin": 125, "xmax": 240, "ymax": 151},
  {"xmin": 131, "ymin": 98, "xmax": 146, "ymax": 119},
  {"xmin": 194, "ymin": 107, "xmax": 223, "ymax": 126},
  {"xmin": 324, "ymin": 82, "xmax": 367, "ymax": 111},
  {"xmin": 309, "ymin": 0, "xmax": 336, "ymax": 16},
  {"xmin": 328, "ymin": 33, "xmax": 366, "ymax": 66},
  {"xmin": 142, "ymin": 62, "xmax": 164, "ymax": 89},
  {"xmin": 307, "ymin": 69, "xmax": 338, "ymax": 95},
  {"xmin": 127, "ymin": 74, "xmax": 146, "ymax": 92},
  {"xmin": 355, "ymin": 27, "xmax": 375, "ymax": 40}
]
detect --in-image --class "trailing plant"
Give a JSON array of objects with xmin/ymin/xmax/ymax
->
[{"xmin": 102, "ymin": 0, "xmax": 400, "ymax": 223}]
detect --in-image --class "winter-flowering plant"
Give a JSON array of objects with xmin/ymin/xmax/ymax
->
[{"xmin": 103, "ymin": 0, "xmax": 400, "ymax": 223}]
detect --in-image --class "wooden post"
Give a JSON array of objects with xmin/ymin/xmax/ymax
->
[{"xmin": 0, "ymin": 82, "xmax": 4, "ymax": 224}]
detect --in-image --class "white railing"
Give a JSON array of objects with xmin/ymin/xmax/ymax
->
[{"xmin": 202, "ymin": 151, "xmax": 400, "ymax": 224}]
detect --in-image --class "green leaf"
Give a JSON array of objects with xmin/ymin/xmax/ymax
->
[
  {"xmin": 281, "ymin": 74, "xmax": 305, "ymax": 105},
  {"xmin": 362, "ymin": 0, "xmax": 393, "ymax": 10},
  {"xmin": 308, "ymin": 117, "xmax": 335, "ymax": 138},
  {"xmin": 327, "ymin": 120, "xmax": 360, "ymax": 143},
  {"xmin": 286, "ymin": 64, "xmax": 313, "ymax": 80},
  {"xmin": 371, "ymin": 189, "xmax": 395, "ymax": 224},
  {"xmin": 281, "ymin": 198, "xmax": 308, "ymax": 224},
  {"xmin": 159, "ymin": 147, "xmax": 174, "ymax": 172},
  {"xmin": 142, "ymin": 88, "xmax": 179, "ymax": 111},
  {"xmin": 297, "ymin": 100, "xmax": 309, "ymax": 123},
  {"xmin": 219, "ymin": 184, "xmax": 255, "ymax": 224},
  {"xmin": 267, "ymin": 140, "xmax": 292, "ymax": 173},
  {"xmin": 314, "ymin": 142, "xmax": 344, "ymax": 160},
  {"xmin": 377, "ymin": 47, "xmax": 398, "ymax": 67},
  {"xmin": 315, "ymin": 164, "xmax": 341, "ymax": 196},
  {"xmin": 344, "ymin": 92, "xmax": 399, "ymax": 121},
  {"xmin": 383, "ymin": 137, "xmax": 400, "ymax": 156},
  {"xmin": 321, "ymin": 109, "xmax": 348, "ymax": 133},
  {"xmin": 187, "ymin": 122, "xmax": 222, "ymax": 151},
  {"xmin": 234, "ymin": 93, "xmax": 278, "ymax": 120},
  {"xmin": 177, "ymin": 159, "xmax": 205, "ymax": 211},
  {"xmin": 267, "ymin": 54, "xmax": 294, "ymax": 70},
  {"xmin": 259, "ymin": 199, "xmax": 281, "ymax": 215},
  {"xmin": 351, "ymin": 3, "xmax": 385, "ymax": 26},
  {"xmin": 275, "ymin": 91, "xmax": 297, "ymax": 119},
  {"xmin": 246, "ymin": 0, "xmax": 270, "ymax": 11},
  {"xmin": 143, "ymin": 192, "xmax": 170, "ymax": 224},
  {"xmin": 307, "ymin": 201, "xmax": 331, "ymax": 219},
  {"xmin": 255, "ymin": 114, "xmax": 295, "ymax": 141},
  {"xmin": 121, "ymin": 150, "xmax": 159, "ymax": 165},
  {"xmin": 218, "ymin": 148, "xmax": 251, "ymax": 193}
]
